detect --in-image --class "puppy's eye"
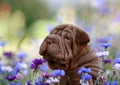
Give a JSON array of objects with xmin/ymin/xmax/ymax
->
[{"xmin": 65, "ymin": 35, "xmax": 70, "ymax": 40}]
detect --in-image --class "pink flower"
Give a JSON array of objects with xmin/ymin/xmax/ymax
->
[
  {"xmin": 42, "ymin": 72, "xmax": 51, "ymax": 78},
  {"xmin": 16, "ymin": 73, "xmax": 24, "ymax": 79}
]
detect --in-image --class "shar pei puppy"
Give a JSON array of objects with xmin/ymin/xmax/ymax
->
[{"xmin": 39, "ymin": 24, "xmax": 101, "ymax": 85}]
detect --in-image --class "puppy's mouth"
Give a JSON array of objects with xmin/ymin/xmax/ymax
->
[
  {"xmin": 43, "ymin": 53, "xmax": 68, "ymax": 65},
  {"xmin": 49, "ymin": 58, "xmax": 61, "ymax": 65}
]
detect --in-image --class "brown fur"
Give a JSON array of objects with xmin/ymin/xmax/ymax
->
[{"xmin": 39, "ymin": 24, "xmax": 101, "ymax": 85}]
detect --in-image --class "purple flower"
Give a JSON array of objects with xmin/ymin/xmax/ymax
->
[
  {"xmin": 12, "ymin": 68, "xmax": 20, "ymax": 76},
  {"xmin": 3, "ymin": 51, "xmax": 14, "ymax": 59},
  {"xmin": 96, "ymin": 36, "xmax": 112, "ymax": 43},
  {"xmin": 111, "ymin": 81, "xmax": 118, "ymax": 85},
  {"xmin": 31, "ymin": 63, "xmax": 38, "ymax": 70},
  {"xmin": 0, "ymin": 66, "xmax": 4, "ymax": 74},
  {"xmin": 0, "ymin": 41, "xmax": 7, "ymax": 47},
  {"xmin": 12, "ymin": 62, "xmax": 21, "ymax": 75},
  {"xmin": 40, "ymin": 83, "xmax": 49, "ymax": 85},
  {"xmin": 40, "ymin": 63, "xmax": 49, "ymax": 72},
  {"xmin": 78, "ymin": 67, "xmax": 92, "ymax": 81},
  {"xmin": 99, "ymin": 76, "xmax": 105, "ymax": 82},
  {"xmin": 51, "ymin": 69, "xmax": 65, "ymax": 77},
  {"xmin": 81, "ymin": 73, "xmax": 92, "ymax": 81},
  {"xmin": 105, "ymin": 80, "xmax": 118, "ymax": 85},
  {"xmin": 78, "ymin": 67, "xmax": 91, "ymax": 74},
  {"xmin": 26, "ymin": 80, "xmax": 32, "ymax": 85},
  {"xmin": 101, "ymin": 43, "xmax": 112, "ymax": 49},
  {"xmin": 17, "ymin": 51, "xmax": 27, "ymax": 59},
  {"xmin": 114, "ymin": 57, "xmax": 120, "ymax": 64},
  {"xmin": 42, "ymin": 72, "xmax": 51, "ymax": 78},
  {"xmin": 33, "ymin": 59, "xmax": 46, "ymax": 65},
  {"xmin": 5, "ymin": 75, "xmax": 16, "ymax": 81},
  {"xmin": 30, "ymin": 58, "xmax": 46, "ymax": 70},
  {"xmin": 35, "ymin": 76, "xmax": 43, "ymax": 85},
  {"xmin": 104, "ymin": 59, "xmax": 112, "ymax": 64}
]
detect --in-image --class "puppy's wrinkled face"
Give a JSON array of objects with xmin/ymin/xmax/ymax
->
[{"xmin": 39, "ymin": 24, "xmax": 90, "ymax": 69}]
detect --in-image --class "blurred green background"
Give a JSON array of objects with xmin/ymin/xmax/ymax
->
[{"xmin": 0, "ymin": 0, "xmax": 120, "ymax": 59}]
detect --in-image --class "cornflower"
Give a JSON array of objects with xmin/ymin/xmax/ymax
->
[
  {"xmin": 30, "ymin": 58, "xmax": 46, "ymax": 70},
  {"xmin": 78, "ymin": 67, "xmax": 93, "ymax": 85},
  {"xmin": 3, "ymin": 51, "xmax": 14, "ymax": 59},
  {"xmin": 0, "ymin": 41, "xmax": 7, "ymax": 47},
  {"xmin": 5, "ymin": 75, "xmax": 16, "ymax": 81},
  {"xmin": 113, "ymin": 57, "xmax": 120, "ymax": 70},
  {"xmin": 17, "ymin": 51, "xmax": 27, "ymax": 59},
  {"xmin": 51, "ymin": 69, "xmax": 65, "ymax": 77},
  {"xmin": 105, "ymin": 80, "xmax": 118, "ymax": 85},
  {"xmin": 101, "ymin": 43, "xmax": 112, "ymax": 49}
]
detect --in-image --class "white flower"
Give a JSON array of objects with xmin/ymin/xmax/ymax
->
[
  {"xmin": 96, "ymin": 51, "xmax": 109, "ymax": 57},
  {"xmin": 18, "ymin": 62, "xmax": 28, "ymax": 69},
  {"xmin": 0, "ymin": 60, "xmax": 6, "ymax": 65},
  {"xmin": 22, "ymin": 69, "xmax": 28, "ymax": 75},
  {"xmin": 105, "ymin": 70, "xmax": 112, "ymax": 76},
  {"xmin": 1, "ymin": 66, "xmax": 13, "ymax": 72},
  {"xmin": 80, "ymin": 79, "xmax": 89, "ymax": 85},
  {"xmin": 113, "ymin": 63, "xmax": 120, "ymax": 70},
  {"xmin": 46, "ymin": 77, "xmax": 59, "ymax": 84}
]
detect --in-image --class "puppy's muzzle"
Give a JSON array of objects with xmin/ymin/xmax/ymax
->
[{"xmin": 39, "ymin": 34, "xmax": 59, "ymax": 56}]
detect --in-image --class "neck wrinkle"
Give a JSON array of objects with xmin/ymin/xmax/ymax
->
[
  {"xmin": 65, "ymin": 45, "xmax": 94, "ymax": 81},
  {"xmin": 69, "ymin": 44, "xmax": 94, "ymax": 71}
]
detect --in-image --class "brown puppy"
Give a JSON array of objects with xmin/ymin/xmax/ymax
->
[{"xmin": 40, "ymin": 24, "xmax": 101, "ymax": 85}]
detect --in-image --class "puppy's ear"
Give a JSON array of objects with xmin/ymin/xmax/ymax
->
[{"xmin": 75, "ymin": 29, "xmax": 90, "ymax": 45}]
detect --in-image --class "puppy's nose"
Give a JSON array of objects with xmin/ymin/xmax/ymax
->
[
  {"xmin": 39, "ymin": 34, "xmax": 58, "ymax": 56},
  {"xmin": 39, "ymin": 39, "xmax": 53, "ymax": 56}
]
